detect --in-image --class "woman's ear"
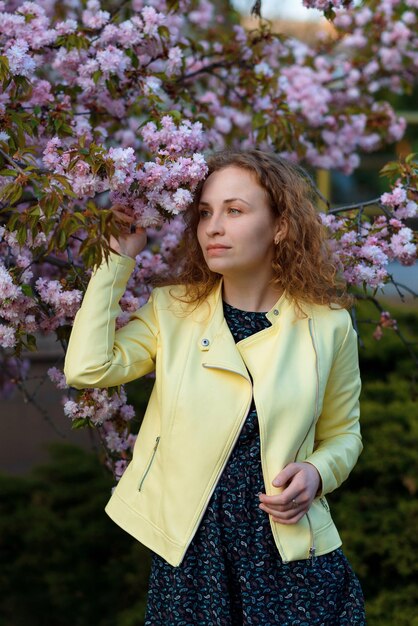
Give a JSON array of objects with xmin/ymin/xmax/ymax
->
[{"xmin": 274, "ymin": 219, "xmax": 288, "ymax": 245}]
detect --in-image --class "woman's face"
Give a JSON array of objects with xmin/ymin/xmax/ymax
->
[{"xmin": 196, "ymin": 166, "xmax": 280, "ymax": 280}]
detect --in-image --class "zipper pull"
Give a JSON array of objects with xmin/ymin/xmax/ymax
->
[{"xmin": 309, "ymin": 546, "xmax": 316, "ymax": 565}]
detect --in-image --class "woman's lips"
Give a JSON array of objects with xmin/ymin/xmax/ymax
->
[{"xmin": 206, "ymin": 245, "xmax": 231, "ymax": 255}]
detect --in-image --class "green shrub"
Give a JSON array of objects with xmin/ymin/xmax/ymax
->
[
  {"xmin": 330, "ymin": 303, "xmax": 418, "ymax": 625},
  {"xmin": 0, "ymin": 444, "xmax": 151, "ymax": 626}
]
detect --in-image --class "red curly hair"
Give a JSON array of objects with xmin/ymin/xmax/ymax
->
[{"xmin": 154, "ymin": 148, "xmax": 351, "ymax": 312}]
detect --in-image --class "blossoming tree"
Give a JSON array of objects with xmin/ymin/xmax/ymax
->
[{"xmin": 0, "ymin": 0, "xmax": 417, "ymax": 477}]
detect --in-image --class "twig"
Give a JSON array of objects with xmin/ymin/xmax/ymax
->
[
  {"xmin": 350, "ymin": 304, "xmax": 365, "ymax": 348},
  {"xmin": 387, "ymin": 278, "xmax": 418, "ymax": 299},
  {"xmin": 328, "ymin": 198, "xmax": 381, "ymax": 214},
  {"xmin": 12, "ymin": 375, "xmax": 67, "ymax": 438},
  {"xmin": 0, "ymin": 147, "xmax": 25, "ymax": 174},
  {"xmin": 66, "ymin": 244, "xmax": 88, "ymax": 291},
  {"xmin": 355, "ymin": 293, "xmax": 418, "ymax": 367},
  {"xmin": 178, "ymin": 60, "xmax": 235, "ymax": 83}
]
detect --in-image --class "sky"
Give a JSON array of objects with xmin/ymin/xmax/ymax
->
[{"xmin": 230, "ymin": 0, "xmax": 323, "ymax": 21}]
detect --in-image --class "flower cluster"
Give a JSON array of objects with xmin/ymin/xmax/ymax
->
[
  {"xmin": 56, "ymin": 377, "xmax": 137, "ymax": 479},
  {"xmin": 373, "ymin": 311, "xmax": 398, "ymax": 340},
  {"xmin": 109, "ymin": 117, "xmax": 208, "ymax": 226},
  {"xmin": 0, "ymin": 0, "xmax": 417, "ymax": 480},
  {"xmin": 321, "ymin": 211, "xmax": 417, "ymax": 289}
]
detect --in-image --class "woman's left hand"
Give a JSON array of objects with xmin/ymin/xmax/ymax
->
[{"xmin": 258, "ymin": 462, "xmax": 322, "ymax": 524}]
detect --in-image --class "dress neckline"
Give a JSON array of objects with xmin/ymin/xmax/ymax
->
[{"xmin": 222, "ymin": 300, "xmax": 268, "ymax": 316}]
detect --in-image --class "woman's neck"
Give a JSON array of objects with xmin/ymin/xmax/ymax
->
[{"xmin": 222, "ymin": 275, "xmax": 284, "ymax": 313}]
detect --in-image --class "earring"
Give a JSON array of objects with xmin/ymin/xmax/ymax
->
[{"xmin": 274, "ymin": 233, "xmax": 281, "ymax": 245}]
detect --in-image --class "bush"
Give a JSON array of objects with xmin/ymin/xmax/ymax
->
[
  {"xmin": 330, "ymin": 303, "xmax": 418, "ymax": 625},
  {"xmin": 0, "ymin": 444, "xmax": 151, "ymax": 626}
]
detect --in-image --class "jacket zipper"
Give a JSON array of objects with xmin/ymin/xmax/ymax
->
[
  {"xmin": 306, "ymin": 511, "xmax": 316, "ymax": 565},
  {"xmin": 306, "ymin": 317, "xmax": 320, "ymax": 563},
  {"xmin": 181, "ymin": 365, "xmax": 252, "ymax": 560},
  {"xmin": 138, "ymin": 436, "xmax": 160, "ymax": 492},
  {"xmin": 256, "ymin": 395, "xmax": 289, "ymax": 564}
]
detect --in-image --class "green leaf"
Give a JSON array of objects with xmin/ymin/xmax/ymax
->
[
  {"xmin": 25, "ymin": 334, "xmax": 37, "ymax": 351},
  {"xmin": 92, "ymin": 70, "xmax": 102, "ymax": 84},
  {"xmin": 405, "ymin": 153, "xmax": 417, "ymax": 165},
  {"xmin": 379, "ymin": 161, "xmax": 400, "ymax": 178},
  {"xmin": 71, "ymin": 418, "xmax": 88, "ymax": 430},
  {"xmin": 21, "ymin": 283, "xmax": 34, "ymax": 297},
  {"xmin": 158, "ymin": 25, "xmax": 170, "ymax": 39},
  {"xmin": 16, "ymin": 227, "xmax": 28, "ymax": 246},
  {"xmin": 58, "ymin": 229, "xmax": 68, "ymax": 249},
  {"xmin": 0, "ymin": 169, "xmax": 17, "ymax": 177}
]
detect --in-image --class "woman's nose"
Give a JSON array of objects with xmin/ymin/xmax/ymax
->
[{"xmin": 206, "ymin": 213, "xmax": 225, "ymax": 236}]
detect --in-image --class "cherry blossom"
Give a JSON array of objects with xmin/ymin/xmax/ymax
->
[{"xmin": 0, "ymin": 0, "xmax": 417, "ymax": 477}]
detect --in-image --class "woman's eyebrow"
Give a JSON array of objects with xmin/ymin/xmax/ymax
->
[{"xmin": 198, "ymin": 197, "xmax": 251, "ymax": 206}]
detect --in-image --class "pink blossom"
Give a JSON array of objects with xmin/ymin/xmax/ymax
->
[
  {"xmin": 107, "ymin": 146, "xmax": 137, "ymax": 190},
  {"xmin": 55, "ymin": 19, "xmax": 78, "ymax": 35},
  {"xmin": 5, "ymin": 39, "xmax": 36, "ymax": 77},
  {"xmin": 105, "ymin": 430, "xmax": 128, "ymax": 453},
  {"xmin": 35, "ymin": 278, "xmax": 82, "ymax": 320},
  {"xmin": 141, "ymin": 6, "xmax": 165, "ymax": 37},
  {"xmin": 0, "ymin": 324, "xmax": 16, "ymax": 349},
  {"xmin": 82, "ymin": 0, "xmax": 110, "ymax": 30},
  {"xmin": 166, "ymin": 46, "xmax": 183, "ymax": 76},
  {"xmin": 48, "ymin": 366, "xmax": 68, "ymax": 390},
  {"xmin": 114, "ymin": 459, "xmax": 128, "ymax": 480},
  {"xmin": 389, "ymin": 227, "xmax": 417, "ymax": 265},
  {"xmin": 0, "ymin": 264, "xmax": 21, "ymax": 300},
  {"xmin": 189, "ymin": 0, "xmax": 215, "ymax": 28},
  {"xmin": 120, "ymin": 404, "xmax": 136, "ymax": 421},
  {"xmin": 96, "ymin": 45, "xmax": 131, "ymax": 77},
  {"xmin": 380, "ymin": 186, "xmax": 407, "ymax": 207}
]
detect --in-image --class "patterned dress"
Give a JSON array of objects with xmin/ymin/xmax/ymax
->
[{"xmin": 144, "ymin": 301, "xmax": 366, "ymax": 625}]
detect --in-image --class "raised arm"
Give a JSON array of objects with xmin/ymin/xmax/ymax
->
[{"xmin": 64, "ymin": 205, "xmax": 157, "ymax": 389}]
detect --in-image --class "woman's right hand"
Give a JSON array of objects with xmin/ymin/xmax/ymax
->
[{"xmin": 109, "ymin": 204, "xmax": 147, "ymax": 259}]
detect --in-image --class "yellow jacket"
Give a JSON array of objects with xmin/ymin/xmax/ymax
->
[{"xmin": 64, "ymin": 251, "xmax": 362, "ymax": 567}]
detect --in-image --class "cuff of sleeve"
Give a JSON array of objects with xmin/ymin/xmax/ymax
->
[
  {"xmin": 93, "ymin": 249, "xmax": 136, "ymax": 277},
  {"xmin": 302, "ymin": 456, "xmax": 329, "ymax": 497}
]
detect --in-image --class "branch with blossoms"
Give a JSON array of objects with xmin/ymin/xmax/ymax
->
[
  {"xmin": 319, "ymin": 155, "xmax": 418, "ymax": 292},
  {"xmin": 0, "ymin": 0, "xmax": 417, "ymax": 479}
]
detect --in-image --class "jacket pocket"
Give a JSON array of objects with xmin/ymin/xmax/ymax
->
[{"xmin": 138, "ymin": 436, "xmax": 160, "ymax": 492}]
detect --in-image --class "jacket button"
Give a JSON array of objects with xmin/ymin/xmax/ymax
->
[
  {"xmin": 273, "ymin": 309, "xmax": 279, "ymax": 316},
  {"xmin": 201, "ymin": 338, "xmax": 210, "ymax": 347}
]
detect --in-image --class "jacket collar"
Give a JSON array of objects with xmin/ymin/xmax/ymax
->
[{"xmin": 194, "ymin": 280, "xmax": 297, "ymax": 380}]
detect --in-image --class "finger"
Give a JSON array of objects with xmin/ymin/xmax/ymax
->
[
  {"xmin": 259, "ymin": 499, "xmax": 304, "ymax": 518},
  {"xmin": 259, "ymin": 490, "xmax": 304, "ymax": 506},
  {"xmin": 272, "ymin": 463, "xmax": 301, "ymax": 488},
  {"xmin": 271, "ymin": 511, "xmax": 306, "ymax": 525},
  {"xmin": 110, "ymin": 203, "xmax": 132, "ymax": 215},
  {"xmin": 112, "ymin": 211, "xmax": 134, "ymax": 224},
  {"xmin": 259, "ymin": 502, "xmax": 306, "ymax": 523},
  {"xmin": 262, "ymin": 507, "xmax": 306, "ymax": 524}
]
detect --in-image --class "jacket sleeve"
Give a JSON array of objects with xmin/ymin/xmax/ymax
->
[
  {"xmin": 304, "ymin": 314, "xmax": 363, "ymax": 496},
  {"xmin": 64, "ymin": 251, "xmax": 158, "ymax": 389}
]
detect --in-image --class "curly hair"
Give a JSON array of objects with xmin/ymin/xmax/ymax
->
[{"xmin": 154, "ymin": 148, "xmax": 351, "ymax": 313}]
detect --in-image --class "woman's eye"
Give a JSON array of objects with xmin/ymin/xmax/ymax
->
[
  {"xmin": 199, "ymin": 210, "xmax": 210, "ymax": 218},
  {"xmin": 228, "ymin": 207, "xmax": 241, "ymax": 214}
]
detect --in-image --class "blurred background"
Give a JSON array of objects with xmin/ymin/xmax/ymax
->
[{"xmin": 1, "ymin": 2, "xmax": 417, "ymax": 625}]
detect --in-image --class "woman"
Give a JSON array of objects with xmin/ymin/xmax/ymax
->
[{"xmin": 64, "ymin": 149, "xmax": 366, "ymax": 624}]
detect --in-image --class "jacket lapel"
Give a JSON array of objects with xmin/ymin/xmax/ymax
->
[{"xmin": 193, "ymin": 280, "xmax": 251, "ymax": 382}]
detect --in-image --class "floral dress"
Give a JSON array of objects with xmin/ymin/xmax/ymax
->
[{"xmin": 144, "ymin": 301, "xmax": 366, "ymax": 626}]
